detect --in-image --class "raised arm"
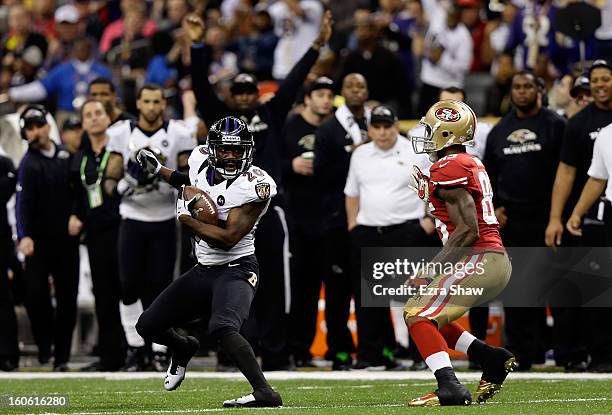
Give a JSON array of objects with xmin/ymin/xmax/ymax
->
[
  {"xmin": 184, "ymin": 13, "xmax": 230, "ymax": 127},
  {"xmin": 268, "ymin": 10, "xmax": 333, "ymax": 121}
]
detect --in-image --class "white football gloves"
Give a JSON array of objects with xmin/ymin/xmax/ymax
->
[
  {"xmin": 137, "ymin": 148, "xmax": 162, "ymax": 175},
  {"xmin": 116, "ymin": 176, "xmax": 137, "ymax": 197},
  {"xmin": 176, "ymin": 185, "xmax": 203, "ymax": 219}
]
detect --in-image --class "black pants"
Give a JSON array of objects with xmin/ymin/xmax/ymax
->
[
  {"xmin": 179, "ymin": 224, "xmax": 197, "ymax": 274},
  {"xmin": 136, "ymin": 255, "xmax": 258, "ymax": 341},
  {"xmin": 0, "ymin": 237, "xmax": 19, "ymax": 364},
  {"xmin": 24, "ymin": 236, "xmax": 79, "ymax": 364},
  {"xmin": 501, "ymin": 216, "xmax": 549, "ymax": 368},
  {"xmin": 350, "ymin": 220, "xmax": 432, "ymax": 364},
  {"xmin": 469, "ymin": 307, "xmax": 489, "ymax": 342},
  {"xmin": 545, "ymin": 230, "xmax": 587, "ymax": 367},
  {"xmin": 86, "ymin": 226, "xmax": 126, "ymax": 368},
  {"xmin": 287, "ymin": 221, "xmax": 357, "ymax": 362},
  {"xmin": 118, "ymin": 219, "xmax": 176, "ymax": 308},
  {"xmin": 245, "ymin": 206, "xmax": 290, "ymax": 368},
  {"xmin": 583, "ymin": 222, "xmax": 612, "ymax": 365},
  {"xmin": 322, "ymin": 227, "xmax": 357, "ymax": 361},
  {"xmin": 418, "ymin": 83, "xmax": 441, "ymax": 116}
]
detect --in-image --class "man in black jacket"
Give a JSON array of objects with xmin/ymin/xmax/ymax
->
[
  {"xmin": 484, "ymin": 71, "xmax": 566, "ymax": 370},
  {"xmin": 71, "ymin": 99, "xmax": 126, "ymax": 371},
  {"xmin": 184, "ymin": 11, "xmax": 332, "ymax": 370},
  {"xmin": 15, "ymin": 105, "xmax": 80, "ymax": 371},
  {"xmin": 545, "ymin": 59, "xmax": 612, "ymax": 372},
  {"xmin": 0, "ymin": 154, "xmax": 18, "ymax": 371},
  {"xmin": 281, "ymin": 77, "xmax": 334, "ymax": 367},
  {"xmin": 312, "ymin": 73, "xmax": 369, "ymax": 369}
]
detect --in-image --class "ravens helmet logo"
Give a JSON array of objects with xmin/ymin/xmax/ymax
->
[{"xmin": 506, "ymin": 129, "xmax": 537, "ymax": 144}]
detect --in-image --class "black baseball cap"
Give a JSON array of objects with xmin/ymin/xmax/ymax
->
[
  {"xmin": 370, "ymin": 105, "xmax": 398, "ymax": 125},
  {"xmin": 307, "ymin": 76, "xmax": 334, "ymax": 94},
  {"xmin": 589, "ymin": 59, "xmax": 612, "ymax": 78},
  {"xmin": 62, "ymin": 115, "xmax": 82, "ymax": 131},
  {"xmin": 570, "ymin": 75, "xmax": 590, "ymax": 98},
  {"xmin": 230, "ymin": 73, "xmax": 259, "ymax": 94}
]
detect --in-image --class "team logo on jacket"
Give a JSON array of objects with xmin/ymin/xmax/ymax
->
[
  {"xmin": 435, "ymin": 108, "xmax": 461, "ymax": 122},
  {"xmin": 57, "ymin": 150, "xmax": 71, "ymax": 159},
  {"xmin": 298, "ymin": 134, "xmax": 316, "ymax": 151},
  {"xmin": 506, "ymin": 129, "xmax": 537, "ymax": 144},
  {"xmin": 255, "ymin": 183, "xmax": 271, "ymax": 200}
]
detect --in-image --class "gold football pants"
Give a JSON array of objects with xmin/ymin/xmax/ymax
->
[{"xmin": 404, "ymin": 251, "xmax": 512, "ymax": 326}]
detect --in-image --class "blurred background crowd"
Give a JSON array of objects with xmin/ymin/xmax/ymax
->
[{"xmin": 0, "ymin": 0, "xmax": 611, "ymax": 374}]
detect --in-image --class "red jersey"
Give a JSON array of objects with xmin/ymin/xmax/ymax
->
[{"xmin": 428, "ymin": 152, "xmax": 504, "ymax": 250}]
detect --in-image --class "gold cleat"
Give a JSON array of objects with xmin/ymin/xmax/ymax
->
[
  {"xmin": 408, "ymin": 393, "xmax": 441, "ymax": 407},
  {"xmin": 474, "ymin": 357, "xmax": 518, "ymax": 404},
  {"xmin": 408, "ymin": 389, "xmax": 472, "ymax": 407}
]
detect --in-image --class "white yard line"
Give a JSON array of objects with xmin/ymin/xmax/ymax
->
[
  {"xmin": 4, "ymin": 371, "xmax": 612, "ymax": 381},
  {"xmin": 19, "ymin": 398, "xmax": 612, "ymax": 415}
]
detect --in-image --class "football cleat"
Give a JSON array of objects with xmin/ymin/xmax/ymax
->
[
  {"xmin": 408, "ymin": 373, "xmax": 472, "ymax": 406},
  {"xmin": 222, "ymin": 388, "xmax": 283, "ymax": 408},
  {"xmin": 474, "ymin": 347, "xmax": 517, "ymax": 404},
  {"xmin": 408, "ymin": 392, "xmax": 441, "ymax": 407},
  {"xmin": 164, "ymin": 336, "xmax": 200, "ymax": 391},
  {"xmin": 408, "ymin": 382, "xmax": 472, "ymax": 407},
  {"xmin": 121, "ymin": 346, "xmax": 149, "ymax": 372}
]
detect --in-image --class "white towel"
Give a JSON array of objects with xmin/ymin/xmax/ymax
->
[{"xmin": 334, "ymin": 104, "xmax": 371, "ymax": 145}]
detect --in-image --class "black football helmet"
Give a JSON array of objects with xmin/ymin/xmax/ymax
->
[{"xmin": 207, "ymin": 116, "xmax": 254, "ymax": 179}]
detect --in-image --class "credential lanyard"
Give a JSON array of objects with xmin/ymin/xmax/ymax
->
[{"xmin": 80, "ymin": 151, "xmax": 110, "ymax": 209}]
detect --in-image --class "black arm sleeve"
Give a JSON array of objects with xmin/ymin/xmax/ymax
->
[
  {"xmin": 313, "ymin": 123, "xmax": 346, "ymax": 190},
  {"xmin": 560, "ymin": 117, "xmax": 578, "ymax": 166},
  {"xmin": 15, "ymin": 160, "xmax": 36, "ymax": 239},
  {"xmin": 0, "ymin": 156, "xmax": 16, "ymax": 205},
  {"xmin": 280, "ymin": 122, "xmax": 294, "ymax": 182},
  {"xmin": 267, "ymin": 47, "xmax": 320, "ymax": 124},
  {"xmin": 191, "ymin": 44, "xmax": 230, "ymax": 127},
  {"xmin": 169, "ymin": 170, "xmax": 191, "ymax": 190},
  {"xmin": 483, "ymin": 129, "xmax": 500, "ymax": 208},
  {"xmin": 70, "ymin": 152, "xmax": 89, "ymax": 221}
]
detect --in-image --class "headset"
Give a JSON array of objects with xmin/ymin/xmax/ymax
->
[{"xmin": 19, "ymin": 104, "xmax": 49, "ymax": 140}]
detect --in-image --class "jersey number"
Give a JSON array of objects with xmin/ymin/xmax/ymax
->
[
  {"xmin": 245, "ymin": 168, "xmax": 264, "ymax": 182},
  {"xmin": 478, "ymin": 171, "xmax": 498, "ymax": 225}
]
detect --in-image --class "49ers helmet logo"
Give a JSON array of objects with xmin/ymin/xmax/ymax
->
[{"xmin": 434, "ymin": 108, "xmax": 461, "ymax": 122}]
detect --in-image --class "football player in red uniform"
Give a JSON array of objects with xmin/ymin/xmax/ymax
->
[{"xmin": 404, "ymin": 100, "xmax": 515, "ymax": 406}]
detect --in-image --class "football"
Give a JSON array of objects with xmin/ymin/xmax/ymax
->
[{"xmin": 182, "ymin": 186, "xmax": 219, "ymax": 225}]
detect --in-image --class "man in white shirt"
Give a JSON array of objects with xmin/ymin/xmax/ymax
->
[
  {"xmin": 268, "ymin": 0, "xmax": 323, "ymax": 80},
  {"xmin": 344, "ymin": 105, "xmax": 435, "ymax": 370},
  {"xmin": 418, "ymin": 3, "xmax": 473, "ymax": 115}
]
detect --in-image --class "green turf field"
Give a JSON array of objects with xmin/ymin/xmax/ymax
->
[{"xmin": 2, "ymin": 375, "xmax": 612, "ymax": 415}]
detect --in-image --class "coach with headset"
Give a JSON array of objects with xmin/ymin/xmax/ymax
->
[{"xmin": 15, "ymin": 104, "xmax": 80, "ymax": 371}]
